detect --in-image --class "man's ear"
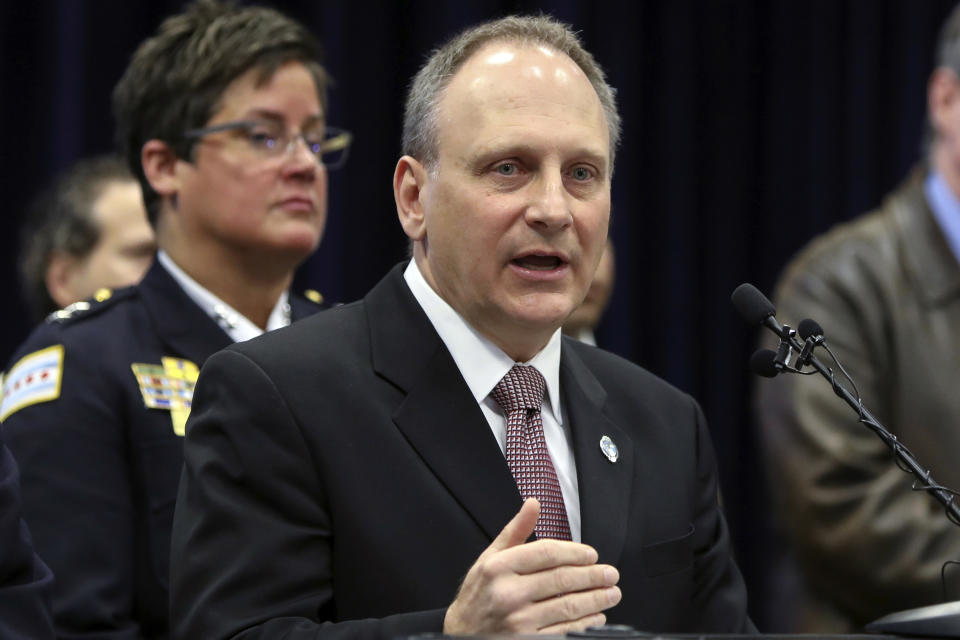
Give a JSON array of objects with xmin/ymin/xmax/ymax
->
[
  {"xmin": 394, "ymin": 155, "xmax": 429, "ymax": 241},
  {"xmin": 929, "ymin": 67, "xmax": 960, "ymax": 139},
  {"xmin": 45, "ymin": 250, "xmax": 83, "ymax": 310},
  {"xmin": 141, "ymin": 139, "xmax": 181, "ymax": 198}
]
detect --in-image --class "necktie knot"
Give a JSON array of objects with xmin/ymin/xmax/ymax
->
[{"xmin": 492, "ymin": 365, "xmax": 546, "ymax": 414}]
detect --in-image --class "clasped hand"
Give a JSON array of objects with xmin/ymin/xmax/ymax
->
[{"xmin": 444, "ymin": 498, "xmax": 622, "ymax": 635}]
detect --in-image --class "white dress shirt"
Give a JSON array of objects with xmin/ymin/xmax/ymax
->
[
  {"xmin": 403, "ymin": 260, "xmax": 582, "ymax": 541},
  {"xmin": 157, "ymin": 250, "xmax": 291, "ymax": 343}
]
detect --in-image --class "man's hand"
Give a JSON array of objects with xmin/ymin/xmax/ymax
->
[{"xmin": 443, "ymin": 499, "xmax": 621, "ymax": 635}]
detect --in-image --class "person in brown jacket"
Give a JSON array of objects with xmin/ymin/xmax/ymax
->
[{"xmin": 755, "ymin": 3, "xmax": 960, "ymax": 631}]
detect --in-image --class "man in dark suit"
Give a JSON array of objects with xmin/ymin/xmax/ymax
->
[
  {"xmin": 171, "ymin": 15, "xmax": 752, "ymax": 640},
  {"xmin": 1, "ymin": 1, "xmax": 347, "ymax": 637},
  {"xmin": 754, "ymin": 3, "xmax": 960, "ymax": 630}
]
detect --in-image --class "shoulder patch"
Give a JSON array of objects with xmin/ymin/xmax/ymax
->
[
  {"xmin": 45, "ymin": 287, "xmax": 136, "ymax": 324},
  {"xmin": 0, "ymin": 345, "xmax": 64, "ymax": 421}
]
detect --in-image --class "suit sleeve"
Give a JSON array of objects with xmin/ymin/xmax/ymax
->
[
  {"xmin": 755, "ymin": 254, "xmax": 960, "ymax": 623},
  {"xmin": 2, "ymin": 335, "xmax": 140, "ymax": 639},
  {"xmin": 689, "ymin": 400, "xmax": 756, "ymax": 633},
  {"xmin": 0, "ymin": 426, "xmax": 55, "ymax": 639},
  {"xmin": 170, "ymin": 348, "xmax": 445, "ymax": 640}
]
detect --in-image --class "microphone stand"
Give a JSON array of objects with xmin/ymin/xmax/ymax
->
[
  {"xmin": 734, "ymin": 282, "xmax": 960, "ymax": 637},
  {"xmin": 776, "ymin": 328, "xmax": 960, "ymax": 526}
]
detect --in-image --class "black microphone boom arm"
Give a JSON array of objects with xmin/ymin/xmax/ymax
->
[{"xmin": 732, "ymin": 282, "xmax": 960, "ymax": 527}]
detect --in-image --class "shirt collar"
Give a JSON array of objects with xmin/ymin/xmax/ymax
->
[
  {"xmin": 925, "ymin": 170, "xmax": 960, "ymax": 266},
  {"xmin": 403, "ymin": 260, "xmax": 563, "ymax": 423},
  {"xmin": 156, "ymin": 250, "xmax": 290, "ymax": 343}
]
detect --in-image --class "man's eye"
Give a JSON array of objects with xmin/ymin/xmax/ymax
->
[
  {"xmin": 570, "ymin": 166, "xmax": 594, "ymax": 181},
  {"xmin": 495, "ymin": 163, "xmax": 518, "ymax": 176}
]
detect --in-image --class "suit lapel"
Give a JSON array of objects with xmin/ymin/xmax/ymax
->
[
  {"xmin": 367, "ymin": 265, "xmax": 522, "ymax": 541},
  {"xmin": 394, "ymin": 348, "xmax": 524, "ymax": 541},
  {"xmin": 560, "ymin": 341, "xmax": 633, "ymax": 566},
  {"xmin": 138, "ymin": 260, "xmax": 233, "ymax": 365}
]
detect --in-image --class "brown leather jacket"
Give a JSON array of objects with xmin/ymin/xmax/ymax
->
[{"xmin": 755, "ymin": 174, "xmax": 960, "ymax": 631}]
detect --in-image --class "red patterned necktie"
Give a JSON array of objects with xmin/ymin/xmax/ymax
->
[{"xmin": 491, "ymin": 365, "xmax": 572, "ymax": 540}]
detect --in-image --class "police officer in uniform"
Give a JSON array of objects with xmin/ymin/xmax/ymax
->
[{"xmin": 0, "ymin": 1, "xmax": 349, "ymax": 637}]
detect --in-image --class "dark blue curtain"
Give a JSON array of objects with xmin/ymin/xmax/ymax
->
[{"xmin": 2, "ymin": 0, "xmax": 956, "ymax": 630}]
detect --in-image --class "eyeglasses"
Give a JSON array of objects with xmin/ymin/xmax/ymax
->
[{"xmin": 182, "ymin": 120, "xmax": 353, "ymax": 169}]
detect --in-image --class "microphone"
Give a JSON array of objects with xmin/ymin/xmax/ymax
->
[
  {"xmin": 795, "ymin": 318, "xmax": 825, "ymax": 368},
  {"xmin": 798, "ymin": 318, "xmax": 824, "ymax": 343},
  {"xmin": 731, "ymin": 283, "xmax": 789, "ymax": 338},
  {"xmin": 749, "ymin": 349, "xmax": 780, "ymax": 378}
]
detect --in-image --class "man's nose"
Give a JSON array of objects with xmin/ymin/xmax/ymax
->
[{"xmin": 526, "ymin": 170, "xmax": 573, "ymax": 230}]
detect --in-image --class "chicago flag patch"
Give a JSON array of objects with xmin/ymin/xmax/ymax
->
[{"xmin": 0, "ymin": 345, "xmax": 65, "ymax": 422}]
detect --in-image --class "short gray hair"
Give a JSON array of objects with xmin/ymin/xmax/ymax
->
[{"xmin": 402, "ymin": 15, "xmax": 621, "ymax": 172}]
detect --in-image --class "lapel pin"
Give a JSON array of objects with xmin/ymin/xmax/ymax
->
[{"xmin": 599, "ymin": 435, "xmax": 619, "ymax": 463}]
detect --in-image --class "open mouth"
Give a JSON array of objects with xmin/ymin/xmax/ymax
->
[{"xmin": 512, "ymin": 254, "xmax": 564, "ymax": 270}]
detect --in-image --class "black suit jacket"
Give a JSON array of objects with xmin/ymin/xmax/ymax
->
[
  {"xmin": 2, "ymin": 260, "xmax": 324, "ymax": 639},
  {"xmin": 171, "ymin": 263, "xmax": 751, "ymax": 639}
]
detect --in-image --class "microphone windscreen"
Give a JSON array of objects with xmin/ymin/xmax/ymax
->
[
  {"xmin": 798, "ymin": 318, "xmax": 824, "ymax": 341},
  {"xmin": 731, "ymin": 283, "xmax": 776, "ymax": 326},
  {"xmin": 750, "ymin": 349, "xmax": 780, "ymax": 378}
]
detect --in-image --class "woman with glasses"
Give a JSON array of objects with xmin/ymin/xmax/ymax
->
[{"xmin": 0, "ymin": 1, "xmax": 351, "ymax": 637}]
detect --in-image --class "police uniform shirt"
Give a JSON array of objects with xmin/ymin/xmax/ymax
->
[
  {"xmin": 0, "ymin": 257, "xmax": 324, "ymax": 639},
  {"xmin": 156, "ymin": 250, "xmax": 292, "ymax": 341}
]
